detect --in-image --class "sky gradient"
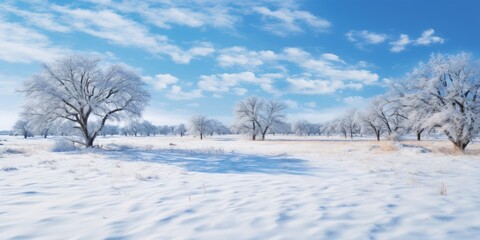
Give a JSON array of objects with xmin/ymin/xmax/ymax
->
[{"xmin": 1, "ymin": 0, "xmax": 479, "ymax": 129}]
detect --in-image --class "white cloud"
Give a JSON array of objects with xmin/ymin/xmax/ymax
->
[
  {"xmin": 254, "ymin": 7, "xmax": 330, "ymax": 36},
  {"xmin": 321, "ymin": 53, "xmax": 343, "ymax": 62},
  {"xmin": 343, "ymin": 96, "xmax": 370, "ymax": 109},
  {"xmin": 1, "ymin": 5, "xmax": 70, "ymax": 32},
  {"xmin": 0, "ymin": 20, "xmax": 65, "ymax": 63},
  {"xmin": 166, "ymin": 85, "xmax": 203, "ymax": 100},
  {"xmin": 346, "ymin": 30, "xmax": 388, "ymax": 48},
  {"xmin": 284, "ymin": 99, "xmax": 299, "ymax": 109},
  {"xmin": 305, "ymin": 102, "xmax": 316, "ymax": 108},
  {"xmin": 343, "ymin": 96, "xmax": 364, "ymax": 105},
  {"xmin": 50, "ymin": 6, "xmax": 214, "ymax": 64},
  {"xmin": 390, "ymin": 29, "xmax": 444, "ymax": 53},
  {"xmin": 198, "ymin": 71, "xmax": 277, "ymax": 95},
  {"xmin": 217, "ymin": 46, "xmax": 277, "ymax": 68},
  {"xmin": 415, "ymin": 29, "xmax": 444, "ymax": 45},
  {"xmin": 141, "ymin": 6, "xmax": 237, "ymax": 29},
  {"xmin": 287, "ymin": 78, "xmax": 346, "ymax": 94},
  {"xmin": 233, "ymin": 87, "xmax": 248, "ymax": 96},
  {"xmin": 390, "ymin": 34, "xmax": 411, "ymax": 53},
  {"xmin": 143, "ymin": 74, "xmax": 179, "ymax": 90},
  {"xmin": 216, "ymin": 46, "xmax": 378, "ymax": 95}
]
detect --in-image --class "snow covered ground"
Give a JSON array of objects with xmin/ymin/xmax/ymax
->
[{"xmin": 1, "ymin": 135, "xmax": 480, "ymax": 239}]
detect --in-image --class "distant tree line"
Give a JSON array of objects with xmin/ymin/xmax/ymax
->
[{"xmin": 13, "ymin": 52, "xmax": 480, "ymax": 151}]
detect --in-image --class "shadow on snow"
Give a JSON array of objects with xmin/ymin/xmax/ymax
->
[{"xmin": 100, "ymin": 147, "xmax": 310, "ymax": 175}]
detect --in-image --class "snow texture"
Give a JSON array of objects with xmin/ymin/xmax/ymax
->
[{"xmin": 1, "ymin": 135, "xmax": 480, "ymax": 239}]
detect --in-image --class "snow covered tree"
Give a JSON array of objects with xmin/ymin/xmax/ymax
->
[
  {"xmin": 341, "ymin": 109, "xmax": 361, "ymax": 139},
  {"xmin": 22, "ymin": 55, "xmax": 149, "ymax": 147},
  {"xmin": 126, "ymin": 121, "xmax": 142, "ymax": 137},
  {"xmin": 100, "ymin": 124, "xmax": 119, "ymax": 137},
  {"xmin": 233, "ymin": 96, "xmax": 263, "ymax": 140},
  {"xmin": 367, "ymin": 96, "xmax": 407, "ymax": 140},
  {"xmin": 233, "ymin": 96, "xmax": 287, "ymax": 141},
  {"xmin": 13, "ymin": 119, "xmax": 33, "ymax": 138},
  {"xmin": 174, "ymin": 124, "xmax": 187, "ymax": 137},
  {"xmin": 189, "ymin": 115, "xmax": 210, "ymax": 140},
  {"xmin": 257, "ymin": 100, "xmax": 287, "ymax": 140},
  {"xmin": 399, "ymin": 52, "xmax": 480, "ymax": 151},
  {"xmin": 139, "ymin": 121, "xmax": 156, "ymax": 136},
  {"xmin": 207, "ymin": 120, "xmax": 230, "ymax": 135},
  {"xmin": 321, "ymin": 121, "xmax": 336, "ymax": 137},
  {"xmin": 292, "ymin": 120, "xmax": 309, "ymax": 136},
  {"xmin": 292, "ymin": 120, "xmax": 319, "ymax": 136},
  {"xmin": 359, "ymin": 109, "xmax": 384, "ymax": 141}
]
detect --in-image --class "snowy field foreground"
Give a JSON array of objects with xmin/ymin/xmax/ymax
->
[{"xmin": 1, "ymin": 135, "xmax": 480, "ymax": 239}]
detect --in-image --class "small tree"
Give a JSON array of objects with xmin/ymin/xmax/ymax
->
[
  {"xmin": 342, "ymin": 109, "xmax": 361, "ymax": 139},
  {"xmin": 13, "ymin": 120, "xmax": 33, "ymax": 138},
  {"xmin": 140, "ymin": 121, "xmax": 156, "ymax": 136},
  {"xmin": 359, "ymin": 110, "xmax": 384, "ymax": 141},
  {"xmin": 22, "ymin": 55, "xmax": 149, "ymax": 147},
  {"xmin": 189, "ymin": 115, "xmax": 210, "ymax": 140},
  {"xmin": 174, "ymin": 124, "xmax": 187, "ymax": 137},
  {"xmin": 234, "ymin": 96, "xmax": 263, "ymax": 140}
]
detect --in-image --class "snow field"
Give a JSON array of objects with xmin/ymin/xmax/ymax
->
[{"xmin": 1, "ymin": 135, "xmax": 480, "ymax": 239}]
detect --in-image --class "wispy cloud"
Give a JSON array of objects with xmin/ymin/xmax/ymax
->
[
  {"xmin": 346, "ymin": 30, "xmax": 388, "ymax": 49},
  {"xmin": 166, "ymin": 85, "xmax": 203, "ymax": 100},
  {"xmin": 51, "ymin": 6, "xmax": 215, "ymax": 63},
  {"xmin": 143, "ymin": 74, "xmax": 179, "ymax": 90},
  {"xmin": 198, "ymin": 71, "xmax": 278, "ymax": 96},
  {"xmin": 0, "ymin": 20, "xmax": 65, "ymax": 63},
  {"xmin": 254, "ymin": 6, "xmax": 330, "ymax": 36},
  {"xmin": 390, "ymin": 29, "xmax": 444, "ymax": 53}
]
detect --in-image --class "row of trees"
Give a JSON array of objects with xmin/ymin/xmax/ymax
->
[
  {"xmin": 13, "ymin": 52, "xmax": 480, "ymax": 151},
  {"xmin": 322, "ymin": 52, "xmax": 480, "ymax": 151}
]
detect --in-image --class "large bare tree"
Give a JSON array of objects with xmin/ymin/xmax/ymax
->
[
  {"xmin": 22, "ymin": 55, "xmax": 150, "ymax": 147},
  {"xmin": 398, "ymin": 52, "xmax": 480, "ymax": 151}
]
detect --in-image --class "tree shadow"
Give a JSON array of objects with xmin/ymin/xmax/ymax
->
[{"xmin": 101, "ymin": 147, "xmax": 310, "ymax": 175}]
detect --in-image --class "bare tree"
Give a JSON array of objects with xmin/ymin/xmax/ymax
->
[
  {"xmin": 359, "ymin": 109, "xmax": 384, "ymax": 141},
  {"xmin": 13, "ymin": 119, "xmax": 33, "ymax": 138},
  {"xmin": 398, "ymin": 52, "xmax": 480, "ymax": 150},
  {"xmin": 234, "ymin": 96, "xmax": 263, "ymax": 140},
  {"xmin": 234, "ymin": 96, "xmax": 287, "ymax": 141},
  {"xmin": 139, "ymin": 121, "xmax": 156, "ymax": 136},
  {"xmin": 367, "ymin": 96, "xmax": 406, "ymax": 140},
  {"xmin": 292, "ymin": 120, "xmax": 319, "ymax": 136},
  {"xmin": 174, "ymin": 124, "xmax": 187, "ymax": 137},
  {"xmin": 22, "ymin": 55, "xmax": 149, "ymax": 147},
  {"xmin": 342, "ymin": 109, "xmax": 361, "ymax": 139},
  {"xmin": 189, "ymin": 115, "xmax": 210, "ymax": 140},
  {"xmin": 258, "ymin": 100, "xmax": 287, "ymax": 140},
  {"xmin": 100, "ymin": 124, "xmax": 119, "ymax": 137}
]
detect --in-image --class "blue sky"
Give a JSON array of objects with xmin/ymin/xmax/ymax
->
[{"xmin": 0, "ymin": 0, "xmax": 479, "ymax": 129}]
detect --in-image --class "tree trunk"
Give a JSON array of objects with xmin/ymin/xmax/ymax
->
[
  {"xmin": 24, "ymin": 132, "xmax": 27, "ymax": 139},
  {"xmin": 416, "ymin": 129, "xmax": 424, "ymax": 141},
  {"xmin": 453, "ymin": 141, "xmax": 468, "ymax": 152},
  {"xmin": 252, "ymin": 134, "xmax": 256, "ymax": 140},
  {"xmin": 261, "ymin": 133, "xmax": 266, "ymax": 141},
  {"xmin": 350, "ymin": 132, "xmax": 353, "ymax": 139},
  {"xmin": 375, "ymin": 129, "xmax": 380, "ymax": 141},
  {"xmin": 85, "ymin": 136, "xmax": 95, "ymax": 148},
  {"xmin": 200, "ymin": 133, "xmax": 203, "ymax": 140}
]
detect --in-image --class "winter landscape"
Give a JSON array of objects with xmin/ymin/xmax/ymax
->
[{"xmin": 1, "ymin": 0, "xmax": 480, "ymax": 239}]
